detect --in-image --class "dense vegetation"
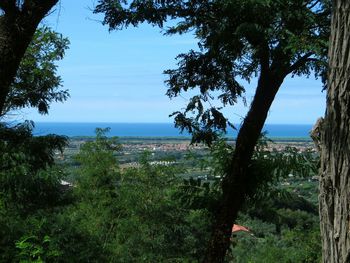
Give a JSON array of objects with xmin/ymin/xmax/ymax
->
[{"xmin": 0, "ymin": 128, "xmax": 321, "ymax": 262}]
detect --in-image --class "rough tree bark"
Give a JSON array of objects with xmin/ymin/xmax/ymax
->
[
  {"xmin": 319, "ymin": 1, "xmax": 350, "ymax": 262},
  {"xmin": 0, "ymin": 0, "xmax": 58, "ymax": 116},
  {"xmin": 204, "ymin": 69, "xmax": 287, "ymax": 262}
]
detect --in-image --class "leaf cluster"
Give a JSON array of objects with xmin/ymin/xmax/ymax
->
[
  {"xmin": 3, "ymin": 26, "xmax": 70, "ymax": 116},
  {"xmin": 0, "ymin": 121, "xmax": 68, "ymax": 212}
]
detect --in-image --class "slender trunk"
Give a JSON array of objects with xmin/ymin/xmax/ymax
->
[
  {"xmin": 203, "ymin": 71, "xmax": 285, "ymax": 262},
  {"xmin": 319, "ymin": 1, "xmax": 350, "ymax": 262},
  {"xmin": 0, "ymin": 0, "xmax": 58, "ymax": 115}
]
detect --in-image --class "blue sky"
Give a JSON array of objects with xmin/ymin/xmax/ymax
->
[{"xmin": 23, "ymin": 0, "xmax": 326, "ymax": 124}]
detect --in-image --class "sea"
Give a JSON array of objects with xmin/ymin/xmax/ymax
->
[{"xmin": 32, "ymin": 122, "xmax": 313, "ymax": 139}]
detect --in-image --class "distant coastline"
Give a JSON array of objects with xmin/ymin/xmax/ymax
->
[{"xmin": 32, "ymin": 122, "xmax": 313, "ymax": 140}]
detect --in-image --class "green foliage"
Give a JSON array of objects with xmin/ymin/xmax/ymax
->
[
  {"xmin": 0, "ymin": 22, "xmax": 75, "ymax": 263},
  {"xmin": 197, "ymin": 136, "xmax": 319, "ymax": 203},
  {"xmin": 191, "ymin": 137, "xmax": 321, "ymax": 261},
  {"xmin": 70, "ymin": 129, "xmax": 213, "ymax": 262},
  {"xmin": 15, "ymin": 235, "xmax": 60, "ymax": 263},
  {"xmin": 71, "ymin": 128, "xmax": 121, "ymax": 259},
  {"xmin": 247, "ymin": 145, "xmax": 319, "ymax": 202},
  {"xmin": 230, "ymin": 223, "xmax": 321, "ymax": 263},
  {"xmin": 74, "ymin": 128, "xmax": 121, "ymax": 197},
  {"xmin": 0, "ymin": 127, "xmax": 321, "ymax": 262},
  {"xmin": 0, "ymin": 128, "xmax": 114, "ymax": 262},
  {"xmin": 3, "ymin": 26, "xmax": 70, "ymax": 115},
  {"xmin": 0, "ymin": 121, "xmax": 70, "ymax": 260},
  {"xmin": 111, "ymin": 157, "xmax": 212, "ymax": 262},
  {"xmin": 0, "ymin": 121, "xmax": 68, "ymax": 212},
  {"xmin": 175, "ymin": 177, "xmax": 221, "ymax": 215},
  {"xmin": 227, "ymin": 144, "xmax": 321, "ymax": 262},
  {"xmin": 0, "ymin": 25, "xmax": 70, "ymax": 213}
]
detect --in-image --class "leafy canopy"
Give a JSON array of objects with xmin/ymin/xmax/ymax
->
[
  {"xmin": 0, "ymin": 121, "xmax": 67, "ymax": 212},
  {"xmin": 95, "ymin": 0, "xmax": 330, "ymax": 144},
  {"xmin": 3, "ymin": 26, "xmax": 70, "ymax": 116}
]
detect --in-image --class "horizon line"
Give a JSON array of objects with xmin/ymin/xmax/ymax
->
[{"xmin": 32, "ymin": 121, "xmax": 315, "ymax": 125}]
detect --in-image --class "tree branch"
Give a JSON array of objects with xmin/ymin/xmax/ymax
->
[
  {"xmin": 259, "ymin": 41, "xmax": 270, "ymax": 75},
  {"xmin": 307, "ymin": 0, "xmax": 321, "ymax": 10},
  {"xmin": 22, "ymin": 0, "xmax": 59, "ymax": 18},
  {"xmin": 286, "ymin": 52, "xmax": 314, "ymax": 74}
]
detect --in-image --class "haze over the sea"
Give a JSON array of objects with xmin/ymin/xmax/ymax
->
[{"xmin": 33, "ymin": 122, "xmax": 313, "ymax": 138}]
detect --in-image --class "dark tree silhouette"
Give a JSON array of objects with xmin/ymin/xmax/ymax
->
[
  {"xmin": 0, "ymin": 0, "xmax": 59, "ymax": 115},
  {"xmin": 3, "ymin": 26, "xmax": 69, "ymax": 116}
]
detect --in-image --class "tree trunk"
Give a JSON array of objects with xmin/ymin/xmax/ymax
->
[
  {"xmin": 319, "ymin": 1, "xmax": 350, "ymax": 262},
  {"xmin": 0, "ymin": 0, "xmax": 58, "ymax": 115},
  {"xmin": 203, "ymin": 71, "xmax": 285, "ymax": 262}
]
